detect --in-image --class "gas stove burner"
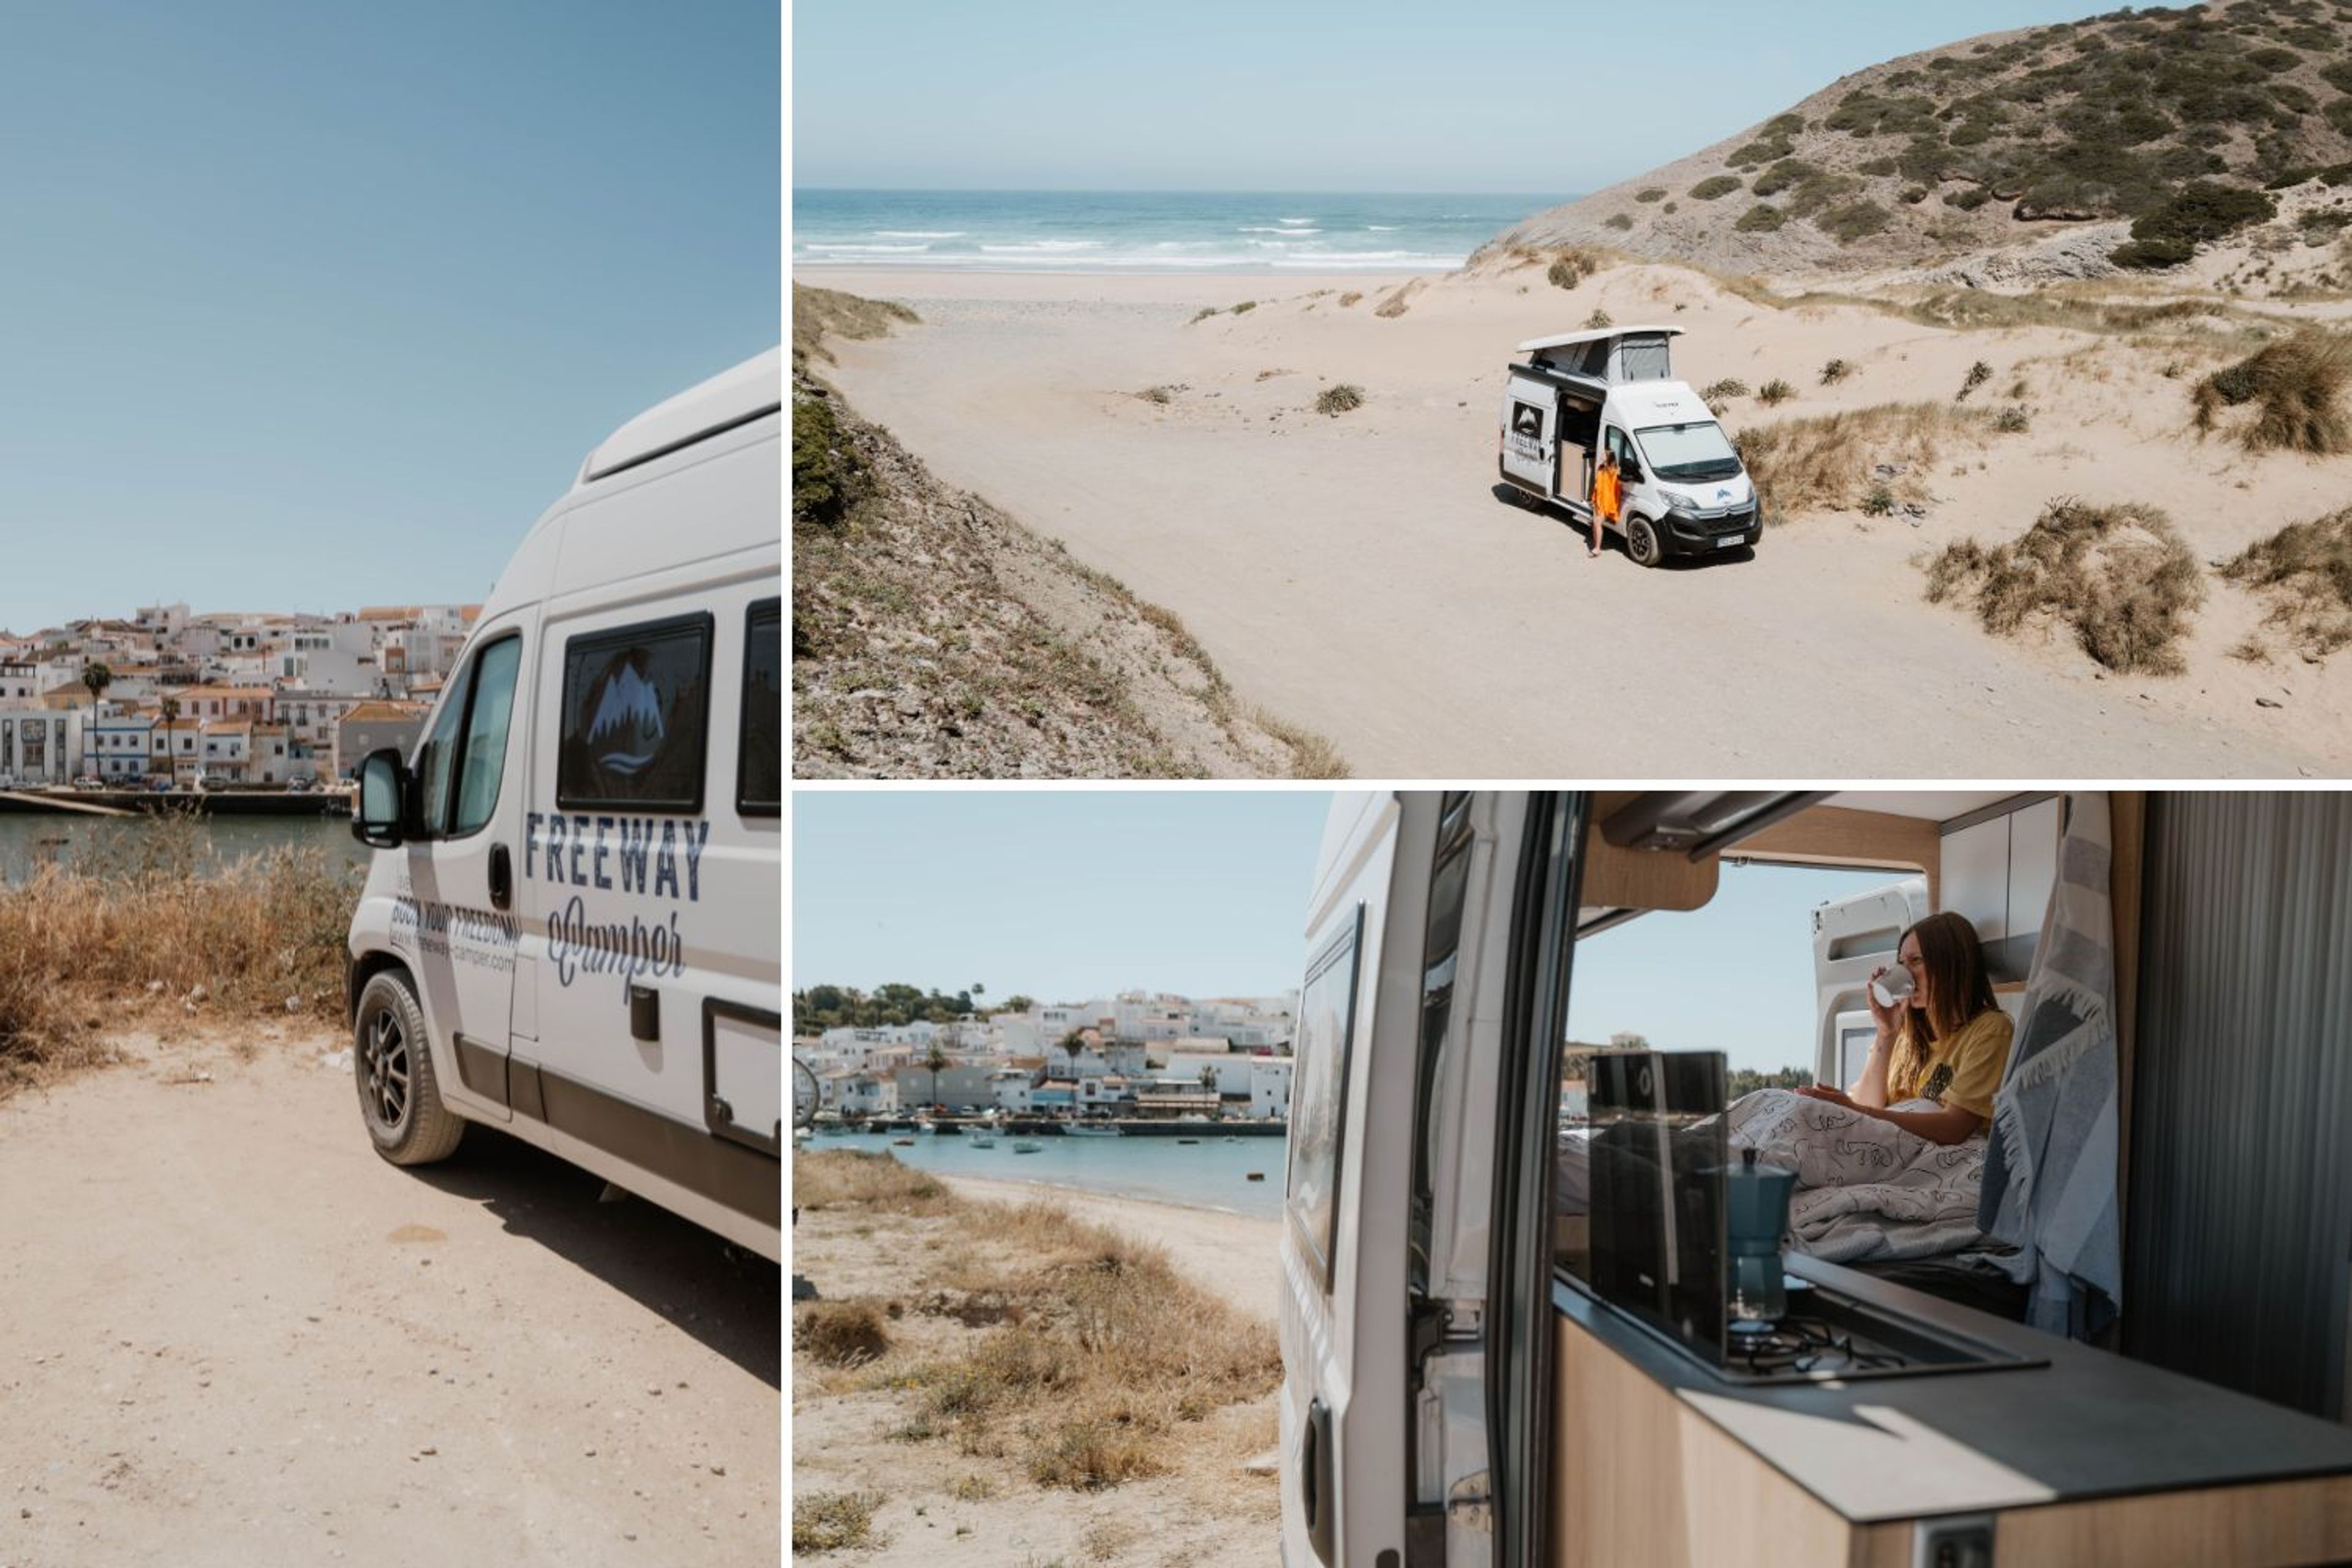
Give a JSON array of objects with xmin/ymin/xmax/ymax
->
[{"xmin": 1727, "ymin": 1313, "xmax": 1912, "ymax": 1377}]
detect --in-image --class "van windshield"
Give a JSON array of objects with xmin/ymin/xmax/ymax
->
[{"xmin": 1635, "ymin": 421, "xmax": 1743, "ymax": 482}]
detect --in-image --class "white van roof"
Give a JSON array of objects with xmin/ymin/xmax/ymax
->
[
  {"xmin": 579, "ymin": 347, "xmax": 783, "ymax": 486},
  {"xmin": 1515, "ymin": 325, "xmax": 1683, "ymax": 355}
]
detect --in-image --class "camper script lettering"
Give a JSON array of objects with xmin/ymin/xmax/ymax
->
[
  {"xmin": 546, "ymin": 896, "xmax": 686, "ymax": 997},
  {"xmin": 524, "ymin": 813, "xmax": 711, "ymax": 901}
]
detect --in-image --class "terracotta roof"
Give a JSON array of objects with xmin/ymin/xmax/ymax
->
[{"xmin": 338, "ymin": 701, "xmax": 426, "ymax": 724}]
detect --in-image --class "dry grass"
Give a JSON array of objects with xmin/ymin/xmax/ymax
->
[
  {"xmin": 1733, "ymin": 402, "xmax": 1994, "ymax": 515},
  {"xmin": 0, "ymin": 821, "xmax": 358, "ymax": 1099},
  {"xmin": 816, "ymin": 1191, "xmax": 1282, "ymax": 1494},
  {"xmin": 2191, "ymin": 331, "xmax": 2352, "ymax": 454},
  {"xmin": 2218, "ymin": 505, "xmax": 2352, "ymax": 658},
  {"xmin": 796, "ymin": 1298, "xmax": 893, "ymax": 1367},
  {"xmin": 793, "ymin": 1490, "xmax": 886, "ymax": 1555},
  {"xmin": 792, "ymin": 283, "xmax": 919, "ymax": 372},
  {"xmin": 1924, "ymin": 497, "xmax": 2205, "ymax": 676},
  {"xmin": 795, "ymin": 1148, "xmax": 956, "ymax": 1216},
  {"xmin": 1314, "ymin": 383, "xmax": 1365, "ymax": 417}
]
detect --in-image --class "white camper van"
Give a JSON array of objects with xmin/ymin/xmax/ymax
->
[
  {"xmin": 345, "ymin": 348, "xmax": 782, "ymax": 1262},
  {"xmin": 1283, "ymin": 790, "xmax": 2352, "ymax": 1567},
  {"xmin": 1496, "ymin": 327, "xmax": 1760, "ymax": 567}
]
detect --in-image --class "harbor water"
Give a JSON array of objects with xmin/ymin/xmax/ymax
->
[{"xmin": 806, "ymin": 1127, "xmax": 1289, "ymax": 1219}]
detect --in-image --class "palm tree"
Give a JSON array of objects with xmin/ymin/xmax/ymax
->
[
  {"xmin": 79, "ymin": 662, "xmax": 111, "ymax": 778},
  {"xmin": 924, "ymin": 1039, "xmax": 951, "ymax": 1114},
  {"xmin": 158, "ymin": 695, "xmax": 181, "ymax": 786}
]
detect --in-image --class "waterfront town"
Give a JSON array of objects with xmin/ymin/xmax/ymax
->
[
  {"xmin": 0, "ymin": 600, "xmax": 473, "ymax": 790},
  {"xmin": 793, "ymin": 989, "xmax": 1297, "ymax": 1130}
]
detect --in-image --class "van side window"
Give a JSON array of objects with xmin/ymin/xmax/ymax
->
[
  {"xmin": 556, "ymin": 612, "xmax": 714, "ymax": 813},
  {"xmin": 450, "ymin": 636, "xmax": 522, "ymax": 836},
  {"xmin": 412, "ymin": 660, "xmax": 476, "ymax": 839},
  {"xmin": 739, "ymin": 598, "xmax": 780, "ymax": 816},
  {"xmin": 1286, "ymin": 905, "xmax": 1365, "ymax": 1295}
]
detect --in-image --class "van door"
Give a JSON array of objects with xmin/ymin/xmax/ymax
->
[
  {"xmin": 1810, "ymin": 877, "xmax": 1929, "ymax": 1087},
  {"xmin": 1282, "ymin": 792, "xmax": 1585, "ymax": 1568},
  {"xmin": 1500, "ymin": 375, "xmax": 1556, "ymax": 496},
  {"xmin": 400, "ymin": 616, "xmax": 532, "ymax": 1123}
]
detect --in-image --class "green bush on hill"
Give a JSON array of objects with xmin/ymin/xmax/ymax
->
[
  {"xmin": 793, "ymin": 393, "xmax": 864, "ymax": 529},
  {"xmin": 1735, "ymin": 203, "xmax": 1786, "ymax": 233},
  {"xmin": 1689, "ymin": 175, "xmax": 1743, "ymax": 200}
]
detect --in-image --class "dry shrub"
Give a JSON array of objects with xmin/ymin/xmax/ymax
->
[
  {"xmin": 910, "ymin": 1199, "xmax": 1280, "ymax": 1490},
  {"xmin": 793, "ymin": 283, "xmax": 919, "ymax": 371},
  {"xmin": 1733, "ymin": 402, "xmax": 1989, "ymax": 515},
  {"xmin": 2191, "ymin": 331, "xmax": 2352, "ymax": 454},
  {"xmin": 793, "ymin": 1490, "xmax": 886, "ymax": 1555},
  {"xmin": 2218, "ymin": 505, "xmax": 2352, "ymax": 657},
  {"xmin": 796, "ymin": 1298, "xmax": 892, "ymax": 1366},
  {"xmin": 1314, "ymin": 383, "xmax": 1365, "ymax": 417},
  {"xmin": 1924, "ymin": 497, "xmax": 2205, "ymax": 675},
  {"xmin": 1372, "ymin": 281, "xmax": 1420, "ymax": 318},
  {"xmin": 0, "ymin": 827, "xmax": 358, "ymax": 1098},
  {"xmin": 794, "ymin": 1149, "xmax": 955, "ymax": 1215}
]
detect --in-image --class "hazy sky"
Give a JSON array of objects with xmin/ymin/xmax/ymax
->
[
  {"xmin": 0, "ymin": 2, "xmax": 777, "ymax": 635},
  {"xmin": 793, "ymin": 792, "xmax": 1900, "ymax": 1074},
  {"xmin": 793, "ymin": 0, "xmax": 2107, "ymax": 192}
]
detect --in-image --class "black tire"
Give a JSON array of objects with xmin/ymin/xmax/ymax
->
[
  {"xmin": 354, "ymin": 970, "xmax": 466, "ymax": 1166},
  {"xmin": 1626, "ymin": 515, "xmax": 1664, "ymax": 568}
]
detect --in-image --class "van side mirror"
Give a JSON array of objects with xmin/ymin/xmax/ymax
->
[{"xmin": 352, "ymin": 748, "xmax": 409, "ymax": 849}]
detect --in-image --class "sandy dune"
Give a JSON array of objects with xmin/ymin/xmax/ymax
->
[{"xmin": 810, "ymin": 262, "xmax": 2352, "ymax": 778}]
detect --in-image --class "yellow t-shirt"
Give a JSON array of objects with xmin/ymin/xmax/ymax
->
[{"xmin": 1888, "ymin": 1009, "xmax": 2014, "ymax": 1121}]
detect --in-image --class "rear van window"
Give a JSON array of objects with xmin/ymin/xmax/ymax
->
[
  {"xmin": 739, "ymin": 598, "xmax": 780, "ymax": 816},
  {"xmin": 1286, "ymin": 905, "xmax": 1365, "ymax": 1295},
  {"xmin": 557, "ymin": 612, "xmax": 713, "ymax": 812}
]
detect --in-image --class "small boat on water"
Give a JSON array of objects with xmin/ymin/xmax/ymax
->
[
  {"xmin": 1012, "ymin": 1140, "xmax": 1042, "ymax": 1154},
  {"xmin": 892, "ymin": 1137, "xmax": 915, "ymax": 1147},
  {"xmin": 1065, "ymin": 1125, "xmax": 1122, "ymax": 1138},
  {"xmin": 969, "ymin": 1135, "xmax": 997, "ymax": 1149},
  {"xmin": 1246, "ymin": 1171, "xmax": 1266, "ymax": 1182},
  {"xmin": 1177, "ymin": 1138, "xmax": 1199, "ymax": 1145},
  {"xmin": 1223, "ymin": 1136, "xmax": 1241, "ymax": 1144}
]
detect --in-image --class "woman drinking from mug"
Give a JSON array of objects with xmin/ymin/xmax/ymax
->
[{"xmin": 1796, "ymin": 909, "xmax": 2013, "ymax": 1146}]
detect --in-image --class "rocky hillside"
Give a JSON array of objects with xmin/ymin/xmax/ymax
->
[
  {"xmin": 792, "ymin": 288, "xmax": 1343, "ymax": 779},
  {"xmin": 1489, "ymin": 1, "xmax": 2352, "ymax": 279}
]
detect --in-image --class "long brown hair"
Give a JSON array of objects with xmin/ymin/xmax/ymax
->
[{"xmin": 1890, "ymin": 910, "xmax": 1997, "ymax": 1094}]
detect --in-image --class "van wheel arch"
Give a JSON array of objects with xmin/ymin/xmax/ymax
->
[
  {"xmin": 353, "ymin": 968, "xmax": 467, "ymax": 1167},
  {"xmin": 1626, "ymin": 514, "xmax": 1664, "ymax": 568}
]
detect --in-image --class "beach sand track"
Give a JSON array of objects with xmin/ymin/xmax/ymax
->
[{"xmin": 813, "ymin": 263, "xmax": 2352, "ymax": 777}]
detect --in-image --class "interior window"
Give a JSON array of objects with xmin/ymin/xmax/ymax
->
[
  {"xmin": 557, "ymin": 612, "xmax": 714, "ymax": 813},
  {"xmin": 739, "ymin": 599, "xmax": 781, "ymax": 816},
  {"xmin": 450, "ymin": 636, "xmax": 522, "ymax": 837}
]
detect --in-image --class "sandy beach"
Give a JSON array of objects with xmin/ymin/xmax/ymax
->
[{"xmin": 807, "ymin": 262, "xmax": 2352, "ymax": 778}]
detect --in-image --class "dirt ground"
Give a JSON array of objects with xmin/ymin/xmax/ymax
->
[
  {"xmin": 0, "ymin": 1027, "xmax": 779, "ymax": 1568},
  {"xmin": 791, "ymin": 1174, "xmax": 1284, "ymax": 1567}
]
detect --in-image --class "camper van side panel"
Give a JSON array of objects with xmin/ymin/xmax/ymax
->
[{"xmin": 510, "ymin": 427, "xmax": 782, "ymax": 1248}]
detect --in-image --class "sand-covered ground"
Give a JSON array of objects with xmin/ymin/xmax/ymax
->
[
  {"xmin": 791, "ymin": 1167, "xmax": 1283, "ymax": 1566},
  {"xmin": 808, "ymin": 262, "xmax": 2352, "ymax": 778},
  {"xmin": 0, "ymin": 1027, "xmax": 779, "ymax": 1567}
]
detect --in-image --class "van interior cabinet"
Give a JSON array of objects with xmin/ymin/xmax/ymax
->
[{"xmin": 1550, "ymin": 1263, "xmax": 2352, "ymax": 1568}]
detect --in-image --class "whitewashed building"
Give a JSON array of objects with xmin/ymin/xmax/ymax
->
[{"xmin": 1250, "ymin": 1059, "xmax": 1295, "ymax": 1120}]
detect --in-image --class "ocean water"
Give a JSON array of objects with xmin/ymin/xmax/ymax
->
[
  {"xmin": 803, "ymin": 1127, "xmax": 1289, "ymax": 1219},
  {"xmin": 793, "ymin": 189, "xmax": 1574, "ymax": 274},
  {"xmin": 0, "ymin": 812, "xmax": 366, "ymax": 888}
]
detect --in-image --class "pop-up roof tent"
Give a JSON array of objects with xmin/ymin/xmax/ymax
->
[{"xmin": 1515, "ymin": 325, "xmax": 1682, "ymax": 385}]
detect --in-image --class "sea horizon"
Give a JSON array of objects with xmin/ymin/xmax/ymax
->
[{"xmin": 792, "ymin": 187, "xmax": 1578, "ymax": 276}]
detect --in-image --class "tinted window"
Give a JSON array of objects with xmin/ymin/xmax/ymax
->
[
  {"xmin": 739, "ymin": 599, "xmax": 780, "ymax": 816},
  {"xmin": 413, "ymin": 662, "xmax": 474, "ymax": 837},
  {"xmin": 450, "ymin": 636, "xmax": 522, "ymax": 836},
  {"xmin": 557, "ymin": 612, "xmax": 712, "ymax": 812},
  {"xmin": 1285, "ymin": 905, "xmax": 1364, "ymax": 1295}
]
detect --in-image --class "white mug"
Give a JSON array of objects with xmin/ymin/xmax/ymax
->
[{"xmin": 1870, "ymin": 967, "xmax": 1915, "ymax": 1010}]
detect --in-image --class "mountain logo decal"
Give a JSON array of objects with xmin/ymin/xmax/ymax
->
[{"xmin": 582, "ymin": 652, "xmax": 665, "ymax": 776}]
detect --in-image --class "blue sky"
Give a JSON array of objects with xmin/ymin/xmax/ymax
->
[
  {"xmin": 794, "ymin": 0, "xmax": 2110, "ymax": 192},
  {"xmin": 793, "ymin": 792, "xmax": 1898, "ymax": 1074},
  {"xmin": 0, "ymin": 1, "xmax": 777, "ymax": 635}
]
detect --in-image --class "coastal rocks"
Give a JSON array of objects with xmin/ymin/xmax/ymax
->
[{"xmin": 1910, "ymin": 223, "xmax": 2133, "ymax": 288}]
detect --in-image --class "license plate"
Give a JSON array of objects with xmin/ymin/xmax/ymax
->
[{"xmin": 1717, "ymin": 533, "xmax": 1746, "ymax": 549}]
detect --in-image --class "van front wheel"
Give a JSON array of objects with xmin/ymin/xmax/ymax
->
[
  {"xmin": 354, "ymin": 970, "xmax": 466, "ymax": 1166},
  {"xmin": 1626, "ymin": 516, "xmax": 1664, "ymax": 568}
]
